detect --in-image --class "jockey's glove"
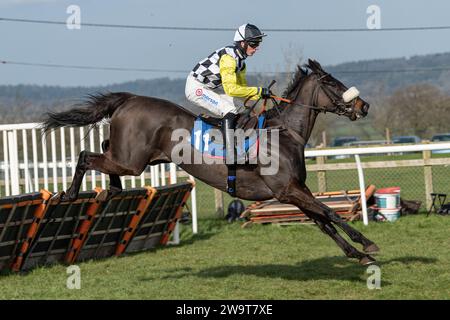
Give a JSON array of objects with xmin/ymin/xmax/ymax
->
[{"xmin": 260, "ymin": 87, "xmax": 272, "ymax": 99}]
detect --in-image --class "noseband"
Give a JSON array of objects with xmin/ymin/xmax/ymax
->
[{"xmin": 314, "ymin": 73, "xmax": 358, "ymax": 116}]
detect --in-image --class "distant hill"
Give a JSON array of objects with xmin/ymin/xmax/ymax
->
[
  {"xmin": 0, "ymin": 78, "xmax": 186, "ymax": 123},
  {"xmin": 326, "ymin": 51, "xmax": 450, "ymax": 98},
  {"xmin": 1, "ymin": 51, "xmax": 450, "ymax": 123}
]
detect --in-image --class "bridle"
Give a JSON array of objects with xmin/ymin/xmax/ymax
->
[
  {"xmin": 314, "ymin": 72, "xmax": 358, "ymax": 116},
  {"xmin": 241, "ymin": 69, "xmax": 359, "ymax": 145},
  {"xmin": 267, "ymin": 71, "xmax": 358, "ymax": 117}
]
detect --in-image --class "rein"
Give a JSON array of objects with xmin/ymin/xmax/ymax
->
[
  {"xmin": 268, "ymin": 72, "xmax": 355, "ymax": 117},
  {"xmin": 242, "ymin": 70, "xmax": 357, "ymax": 145},
  {"xmin": 243, "ymin": 75, "xmax": 324, "ymax": 119},
  {"xmin": 269, "ymin": 93, "xmax": 324, "ymax": 113}
]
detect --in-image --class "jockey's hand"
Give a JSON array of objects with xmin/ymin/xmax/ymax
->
[{"xmin": 260, "ymin": 87, "xmax": 272, "ymax": 99}]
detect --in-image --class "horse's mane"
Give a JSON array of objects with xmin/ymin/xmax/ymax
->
[
  {"xmin": 265, "ymin": 65, "xmax": 309, "ymax": 120},
  {"xmin": 282, "ymin": 65, "xmax": 309, "ymax": 99}
]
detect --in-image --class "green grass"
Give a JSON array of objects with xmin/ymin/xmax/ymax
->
[{"xmin": 1, "ymin": 214, "xmax": 449, "ymax": 299}]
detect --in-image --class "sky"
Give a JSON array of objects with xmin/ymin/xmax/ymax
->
[{"xmin": 2, "ymin": 0, "xmax": 450, "ymax": 86}]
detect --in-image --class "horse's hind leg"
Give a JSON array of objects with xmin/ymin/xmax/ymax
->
[
  {"xmin": 65, "ymin": 150, "xmax": 131, "ymax": 201},
  {"xmin": 101, "ymin": 139, "xmax": 122, "ymax": 199}
]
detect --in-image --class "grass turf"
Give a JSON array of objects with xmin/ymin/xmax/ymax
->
[{"xmin": 0, "ymin": 214, "xmax": 449, "ymax": 300}]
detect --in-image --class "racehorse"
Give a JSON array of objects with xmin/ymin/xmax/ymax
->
[{"xmin": 43, "ymin": 59, "xmax": 379, "ymax": 265}]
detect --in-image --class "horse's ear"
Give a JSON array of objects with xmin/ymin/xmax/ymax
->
[
  {"xmin": 308, "ymin": 59, "xmax": 323, "ymax": 73},
  {"xmin": 314, "ymin": 60, "xmax": 324, "ymax": 71}
]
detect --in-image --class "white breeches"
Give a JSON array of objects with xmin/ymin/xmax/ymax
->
[{"xmin": 185, "ymin": 74, "xmax": 245, "ymax": 117}]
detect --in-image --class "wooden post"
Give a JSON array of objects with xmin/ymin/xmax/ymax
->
[
  {"xmin": 423, "ymin": 149, "xmax": 433, "ymax": 209},
  {"xmin": 321, "ymin": 131, "xmax": 327, "ymax": 147},
  {"xmin": 214, "ymin": 188, "xmax": 224, "ymax": 217},
  {"xmin": 317, "ymin": 156, "xmax": 327, "ymax": 193},
  {"xmin": 385, "ymin": 127, "xmax": 391, "ymax": 144}
]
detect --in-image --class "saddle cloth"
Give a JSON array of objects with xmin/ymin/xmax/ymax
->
[{"xmin": 190, "ymin": 114, "xmax": 266, "ymax": 161}]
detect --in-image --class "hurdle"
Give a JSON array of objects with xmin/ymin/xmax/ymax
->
[{"xmin": 0, "ymin": 182, "xmax": 193, "ymax": 272}]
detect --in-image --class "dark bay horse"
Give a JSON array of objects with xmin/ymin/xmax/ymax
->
[{"xmin": 43, "ymin": 59, "xmax": 379, "ymax": 265}]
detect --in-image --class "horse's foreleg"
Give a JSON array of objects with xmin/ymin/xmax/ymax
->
[
  {"xmin": 274, "ymin": 179, "xmax": 375, "ymax": 265},
  {"xmin": 302, "ymin": 186, "xmax": 379, "ymax": 254},
  {"xmin": 106, "ymin": 175, "xmax": 123, "ymax": 200},
  {"xmin": 313, "ymin": 217, "xmax": 376, "ymax": 265}
]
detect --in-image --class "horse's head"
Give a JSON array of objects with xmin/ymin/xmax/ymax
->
[{"xmin": 306, "ymin": 59, "xmax": 369, "ymax": 121}]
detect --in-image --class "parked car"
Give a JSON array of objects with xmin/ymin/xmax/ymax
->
[
  {"xmin": 330, "ymin": 137, "xmax": 360, "ymax": 159},
  {"xmin": 392, "ymin": 135, "xmax": 421, "ymax": 144},
  {"xmin": 335, "ymin": 140, "xmax": 389, "ymax": 159},
  {"xmin": 346, "ymin": 140, "xmax": 389, "ymax": 147},
  {"xmin": 331, "ymin": 136, "xmax": 360, "ymax": 147},
  {"xmin": 392, "ymin": 135, "xmax": 421, "ymax": 155},
  {"xmin": 431, "ymin": 133, "xmax": 450, "ymax": 154}
]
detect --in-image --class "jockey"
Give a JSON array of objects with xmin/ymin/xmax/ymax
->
[
  {"xmin": 185, "ymin": 23, "xmax": 270, "ymax": 126},
  {"xmin": 185, "ymin": 23, "xmax": 270, "ymax": 173}
]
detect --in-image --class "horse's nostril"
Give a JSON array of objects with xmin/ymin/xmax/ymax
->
[{"xmin": 362, "ymin": 103, "xmax": 370, "ymax": 114}]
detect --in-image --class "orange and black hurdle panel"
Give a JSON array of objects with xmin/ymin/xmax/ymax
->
[
  {"xmin": 0, "ymin": 192, "xmax": 45, "ymax": 272},
  {"xmin": 20, "ymin": 189, "xmax": 103, "ymax": 270},
  {"xmin": 119, "ymin": 182, "xmax": 194, "ymax": 253},
  {"xmin": 71, "ymin": 187, "xmax": 156, "ymax": 262},
  {"xmin": 160, "ymin": 181, "xmax": 194, "ymax": 245},
  {"xmin": 10, "ymin": 189, "xmax": 53, "ymax": 272},
  {"xmin": 1, "ymin": 183, "xmax": 194, "ymax": 272},
  {"xmin": 114, "ymin": 186, "xmax": 156, "ymax": 256},
  {"xmin": 124, "ymin": 185, "xmax": 179, "ymax": 252},
  {"xmin": 64, "ymin": 188, "xmax": 106, "ymax": 264}
]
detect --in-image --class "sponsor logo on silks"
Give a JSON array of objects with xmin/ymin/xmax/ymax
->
[
  {"xmin": 201, "ymin": 93, "xmax": 218, "ymax": 106},
  {"xmin": 195, "ymin": 88, "xmax": 203, "ymax": 96}
]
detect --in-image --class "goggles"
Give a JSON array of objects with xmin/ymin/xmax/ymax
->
[{"xmin": 247, "ymin": 40, "xmax": 261, "ymax": 49}]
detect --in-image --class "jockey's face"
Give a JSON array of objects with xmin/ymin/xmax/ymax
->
[{"xmin": 240, "ymin": 41, "xmax": 259, "ymax": 56}]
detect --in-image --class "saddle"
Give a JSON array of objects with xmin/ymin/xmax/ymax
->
[{"xmin": 199, "ymin": 112, "xmax": 262, "ymax": 131}]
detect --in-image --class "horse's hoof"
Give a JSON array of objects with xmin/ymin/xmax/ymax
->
[
  {"xmin": 95, "ymin": 190, "xmax": 110, "ymax": 202},
  {"xmin": 364, "ymin": 243, "xmax": 380, "ymax": 254},
  {"xmin": 51, "ymin": 191, "xmax": 65, "ymax": 202},
  {"xmin": 359, "ymin": 255, "xmax": 376, "ymax": 266},
  {"xmin": 108, "ymin": 186, "xmax": 122, "ymax": 199},
  {"xmin": 58, "ymin": 191, "xmax": 77, "ymax": 202}
]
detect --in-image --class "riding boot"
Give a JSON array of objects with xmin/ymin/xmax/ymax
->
[
  {"xmin": 222, "ymin": 112, "xmax": 237, "ymax": 196},
  {"xmin": 222, "ymin": 112, "xmax": 237, "ymax": 164}
]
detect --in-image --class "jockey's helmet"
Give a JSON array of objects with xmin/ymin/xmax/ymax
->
[{"xmin": 233, "ymin": 23, "xmax": 267, "ymax": 47}]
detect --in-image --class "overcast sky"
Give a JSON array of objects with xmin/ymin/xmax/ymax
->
[{"xmin": 2, "ymin": 0, "xmax": 450, "ymax": 86}]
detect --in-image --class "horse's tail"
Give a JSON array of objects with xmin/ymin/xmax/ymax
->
[{"xmin": 42, "ymin": 92, "xmax": 133, "ymax": 133}]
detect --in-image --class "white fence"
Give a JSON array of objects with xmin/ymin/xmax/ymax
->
[
  {"xmin": 0, "ymin": 122, "xmax": 198, "ymax": 235},
  {"xmin": 304, "ymin": 142, "xmax": 450, "ymax": 225},
  {"xmin": 3, "ymin": 122, "xmax": 450, "ymax": 228},
  {"xmin": 0, "ymin": 122, "xmax": 173, "ymax": 194}
]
